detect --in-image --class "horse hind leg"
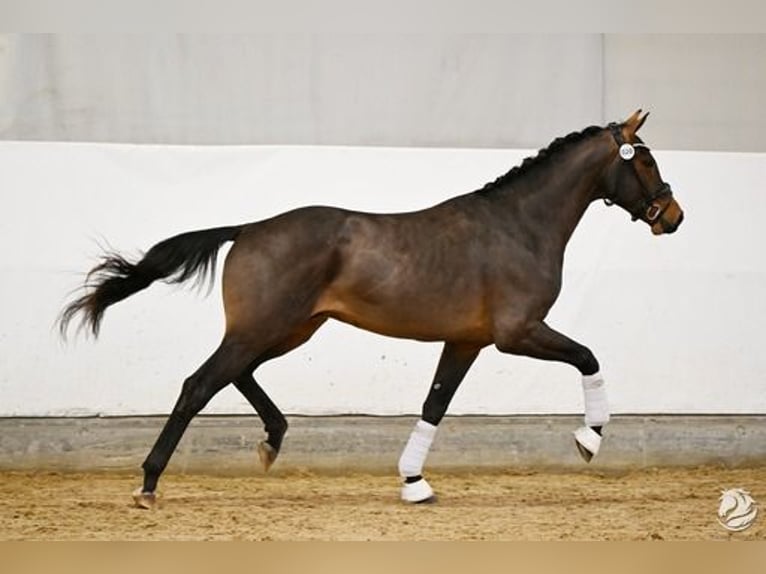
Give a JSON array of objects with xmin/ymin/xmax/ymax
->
[
  {"xmin": 233, "ymin": 373, "xmax": 287, "ymax": 472},
  {"xmin": 133, "ymin": 337, "xmax": 256, "ymax": 509},
  {"xmin": 233, "ymin": 316, "xmax": 327, "ymax": 473}
]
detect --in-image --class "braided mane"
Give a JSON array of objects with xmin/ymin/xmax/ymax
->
[{"xmin": 480, "ymin": 124, "xmax": 605, "ymax": 192}]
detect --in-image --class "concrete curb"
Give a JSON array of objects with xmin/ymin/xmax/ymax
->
[{"xmin": 1, "ymin": 415, "xmax": 764, "ymax": 475}]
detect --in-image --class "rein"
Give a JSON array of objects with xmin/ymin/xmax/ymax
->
[{"xmin": 606, "ymin": 123, "xmax": 673, "ymax": 223}]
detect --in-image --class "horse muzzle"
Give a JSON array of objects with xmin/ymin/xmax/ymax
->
[{"xmin": 651, "ymin": 204, "xmax": 684, "ymax": 235}]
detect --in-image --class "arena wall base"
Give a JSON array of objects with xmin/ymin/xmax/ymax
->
[{"xmin": 0, "ymin": 415, "xmax": 764, "ymax": 475}]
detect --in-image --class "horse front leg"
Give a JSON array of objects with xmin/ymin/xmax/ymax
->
[
  {"xmin": 496, "ymin": 321, "xmax": 610, "ymax": 462},
  {"xmin": 398, "ymin": 342, "xmax": 480, "ymax": 503}
]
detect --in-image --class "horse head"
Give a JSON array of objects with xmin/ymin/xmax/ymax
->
[{"xmin": 598, "ymin": 110, "xmax": 684, "ymax": 235}]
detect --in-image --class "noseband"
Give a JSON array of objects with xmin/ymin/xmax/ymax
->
[{"xmin": 606, "ymin": 123, "xmax": 673, "ymax": 223}]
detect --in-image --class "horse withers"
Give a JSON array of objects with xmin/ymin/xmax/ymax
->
[{"xmin": 59, "ymin": 110, "xmax": 684, "ymax": 508}]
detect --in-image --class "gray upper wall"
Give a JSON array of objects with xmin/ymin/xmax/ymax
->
[
  {"xmin": 0, "ymin": 34, "xmax": 763, "ymax": 151},
  {"xmin": 603, "ymin": 35, "xmax": 766, "ymax": 152}
]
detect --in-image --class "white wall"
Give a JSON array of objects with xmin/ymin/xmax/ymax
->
[{"xmin": 1, "ymin": 141, "xmax": 764, "ymax": 416}]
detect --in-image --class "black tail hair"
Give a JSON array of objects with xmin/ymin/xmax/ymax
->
[{"xmin": 59, "ymin": 225, "xmax": 243, "ymax": 338}]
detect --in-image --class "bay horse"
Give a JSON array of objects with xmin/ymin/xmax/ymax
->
[{"xmin": 59, "ymin": 111, "xmax": 684, "ymax": 508}]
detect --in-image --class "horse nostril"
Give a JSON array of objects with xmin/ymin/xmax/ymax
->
[{"xmin": 677, "ymin": 212, "xmax": 684, "ymax": 227}]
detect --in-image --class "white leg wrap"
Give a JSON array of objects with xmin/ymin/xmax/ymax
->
[
  {"xmin": 398, "ymin": 420, "xmax": 437, "ymax": 478},
  {"xmin": 582, "ymin": 372, "xmax": 610, "ymax": 427}
]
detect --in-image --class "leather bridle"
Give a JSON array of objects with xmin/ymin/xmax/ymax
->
[{"xmin": 605, "ymin": 122, "xmax": 673, "ymax": 223}]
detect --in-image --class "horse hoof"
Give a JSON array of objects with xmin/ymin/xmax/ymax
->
[
  {"xmin": 575, "ymin": 440, "xmax": 594, "ymax": 463},
  {"xmin": 132, "ymin": 488, "xmax": 158, "ymax": 509},
  {"xmin": 401, "ymin": 478, "xmax": 436, "ymax": 504},
  {"xmin": 573, "ymin": 426, "xmax": 601, "ymax": 463},
  {"xmin": 257, "ymin": 440, "xmax": 278, "ymax": 472}
]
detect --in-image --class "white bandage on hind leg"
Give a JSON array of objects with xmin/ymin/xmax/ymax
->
[
  {"xmin": 398, "ymin": 420, "xmax": 437, "ymax": 478},
  {"xmin": 582, "ymin": 372, "xmax": 610, "ymax": 427}
]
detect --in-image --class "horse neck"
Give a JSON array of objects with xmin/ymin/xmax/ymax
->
[{"xmin": 496, "ymin": 133, "xmax": 614, "ymax": 254}]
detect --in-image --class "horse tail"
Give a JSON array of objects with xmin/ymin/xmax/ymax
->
[{"xmin": 59, "ymin": 225, "xmax": 244, "ymax": 339}]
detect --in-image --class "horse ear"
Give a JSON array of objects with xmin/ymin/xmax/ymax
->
[
  {"xmin": 624, "ymin": 109, "xmax": 649, "ymax": 134},
  {"xmin": 636, "ymin": 110, "xmax": 650, "ymax": 132}
]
